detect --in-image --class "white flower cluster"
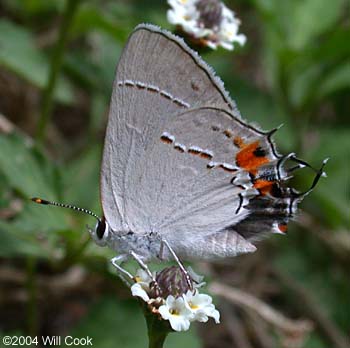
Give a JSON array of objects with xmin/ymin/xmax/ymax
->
[
  {"xmin": 131, "ymin": 269, "xmax": 220, "ymax": 331},
  {"xmin": 167, "ymin": 0, "xmax": 246, "ymax": 50}
]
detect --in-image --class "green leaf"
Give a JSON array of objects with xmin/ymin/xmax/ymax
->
[
  {"xmin": 289, "ymin": 0, "xmax": 345, "ymax": 50},
  {"xmin": 317, "ymin": 61, "xmax": 350, "ymax": 99},
  {"xmin": 0, "ymin": 19, "xmax": 74, "ymax": 104},
  {"xmin": 0, "ymin": 130, "xmax": 70, "ymax": 236},
  {"xmin": 1, "ymin": 0, "xmax": 62, "ymax": 16},
  {"xmin": 0, "ymin": 132, "xmax": 55, "ymax": 199},
  {"xmin": 11, "ymin": 201, "xmax": 69, "ymax": 234},
  {"xmin": 288, "ymin": 58, "xmax": 324, "ymax": 109},
  {"xmin": 0, "ymin": 190, "xmax": 70, "ymax": 259},
  {"xmin": 65, "ymin": 29, "xmax": 121, "ymax": 97},
  {"xmin": 313, "ymin": 28, "xmax": 350, "ymax": 62},
  {"xmin": 64, "ymin": 52, "xmax": 101, "ymax": 91},
  {"xmin": 0, "ymin": 172, "xmax": 10, "ymax": 208},
  {"xmin": 255, "ymin": 0, "xmax": 345, "ymax": 51},
  {"xmin": 62, "ymin": 146, "xmax": 101, "ymax": 218},
  {"xmin": 305, "ymin": 128, "xmax": 349, "ymax": 227},
  {"xmin": 282, "ymin": 48, "xmax": 350, "ymax": 109},
  {"xmin": 89, "ymin": 93, "xmax": 109, "ymax": 134},
  {"xmin": 68, "ymin": 297, "xmax": 201, "ymax": 348},
  {"xmin": 88, "ymin": 31, "xmax": 122, "ymax": 94},
  {"xmin": 0, "ymin": 221, "xmax": 47, "ymax": 257},
  {"xmin": 72, "ymin": 3, "xmax": 132, "ymax": 41}
]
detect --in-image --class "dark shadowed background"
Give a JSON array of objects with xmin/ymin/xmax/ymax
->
[{"xmin": 0, "ymin": 0, "xmax": 349, "ymax": 347}]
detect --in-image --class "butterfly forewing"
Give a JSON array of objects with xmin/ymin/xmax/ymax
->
[{"xmin": 101, "ymin": 24, "xmax": 241, "ymax": 232}]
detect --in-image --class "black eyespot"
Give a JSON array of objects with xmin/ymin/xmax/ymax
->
[
  {"xmin": 270, "ymin": 183, "xmax": 283, "ymax": 198},
  {"xmin": 253, "ymin": 146, "xmax": 266, "ymax": 157},
  {"xmin": 96, "ymin": 219, "xmax": 106, "ymax": 239}
]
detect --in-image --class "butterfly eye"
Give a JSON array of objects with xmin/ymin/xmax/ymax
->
[{"xmin": 95, "ymin": 219, "xmax": 108, "ymax": 240}]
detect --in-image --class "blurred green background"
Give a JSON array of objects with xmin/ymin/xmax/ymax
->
[{"xmin": 0, "ymin": 0, "xmax": 349, "ymax": 347}]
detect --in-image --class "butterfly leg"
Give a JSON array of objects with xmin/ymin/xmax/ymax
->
[
  {"xmin": 292, "ymin": 158, "xmax": 328, "ymax": 198},
  {"xmin": 110, "ymin": 254, "xmax": 134, "ymax": 286},
  {"xmin": 129, "ymin": 251, "xmax": 156, "ymax": 282},
  {"xmin": 129, "ymin": 251, "xmax": 162, "ymax": 295},
  {"xmin": 160, "ymin": 239, "xmax": 193, "ymax": 291}
]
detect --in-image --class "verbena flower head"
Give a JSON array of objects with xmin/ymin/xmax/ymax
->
[
  {"xmin": 167, "ymin": 0, "xmax": 246, "ymax": 50},
  {"xmin": 130, "ymin": 265, "xmax": 220, "ymax": 331}
]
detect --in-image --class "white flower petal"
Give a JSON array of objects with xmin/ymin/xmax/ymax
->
[
  {"xmin": 167, "ymin": 9, "xmax": 179, "ymax": 25},
  {"xmin": 158, "ymin": 304, "xmax": 172, "ymax": 321},
  {"xmin": 187, "ymin": 292, "xmax": 212, "ymax": 307},
  {"xmin": 169, "ymin": 315, "xmax": 191, "ymax": 331},
  {"xmin": 206, "ymin": 40, "xmax": 219, "ymax": 49},
  {"xmin": 234, "ymin": 33, "xmax": 246, "ymax": 46},
  {"xmin": 184, "ymin": 290, "xmax": 220, "ymax": 324},
  {"xmin": 192, "ymin": 310, "xmax": 209, "ymax": 322},
  {"xmin": 195, "ymin": 293, "xmax": 212, "ymax": 305},
  {"xmin": 208, "ymin": 308, "xmax": 220, "ymax": 323},
  {"xmin": 131, "ymin": 283, "xmax": 150, "ymax": 302},
  {"xmin": 159, "ymin": 295, "xmax": 194, "ymax": 331},
  {"xmin": 219, "ymin": 41, "xmax": 233, "ymax": 50},
  {"xmin": 222, "ymin": 4, "xmax": 233, "ymax": 18},
  {"xmin": 165, "ymin": 295, "xmax": 176, "ymax": 308}
]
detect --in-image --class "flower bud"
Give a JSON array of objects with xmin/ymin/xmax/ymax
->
[
  {"xmin": 149, "ymin": 266, "xmax": 193, "ymax": 299},
  {"xmin": 196, "ymin": 0, "xmax": 222, "ymax": 30}
]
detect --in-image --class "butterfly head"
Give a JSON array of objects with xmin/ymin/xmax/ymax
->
[{"xmin": 90, "ymin": 217, "xmax": 110, "ymax": 246}]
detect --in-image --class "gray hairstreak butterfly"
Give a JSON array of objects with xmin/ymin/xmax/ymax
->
[{"xmin": 32, "ymin": 24, "xmax": 327, "ymax": 278}]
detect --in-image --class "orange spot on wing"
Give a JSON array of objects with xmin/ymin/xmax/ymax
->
[
  {"xmin": 160, "ymin": 136, "xmax": 173, "ymax": 144},
  {"xmin": 236, "ymin": 141, "xmax": 269, "ymax": 175},
  {"xmin": 253, "ymin": 179, "xmax": 274, "ymax": 195},
  {"xmin": 233, "ymin": 136, "xmax": 244, "ymax": 148},
  {"xmin": 199, "ymin": 152, "xmax": 212, "ymax": 159},
  {"xmin": 223, "ymin": 130, "xmax": 233, "ymax": 138},
  {"xmin": 174, "ymin": 145, "xmax": 185, "ymax": 153},
  {"xmin": 278, "ymin": 223, "xmax": 288, "ymax": 233}
]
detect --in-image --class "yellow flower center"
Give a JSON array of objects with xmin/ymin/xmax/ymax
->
[
  {"xmin": 189, "ymin": 302, "xmax": 199, "ymax": 309},
  {"xmin": 170, "ymin": 309, "xmax": 180, "ymax": 316}
]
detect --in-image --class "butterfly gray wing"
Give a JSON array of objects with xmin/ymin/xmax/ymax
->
[
  {"xmin": 121, "ymin": 106, "xmax": 285, "ymax": 259},
  {"xmin": 101, "ymin": 24, "xmax": 286, "ymax": 259},
  {"xmin": 101, "ymin": 24, "xmax": 241, "ymax": 231},
  {"xmin": 101, "ymin": 23, "xmax": 324, "ymax": 260}
]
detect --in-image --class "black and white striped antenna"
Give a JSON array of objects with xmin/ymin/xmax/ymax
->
[{"xmin": 31, "ymin": 197, "xmax": 101, "ymax": 222}]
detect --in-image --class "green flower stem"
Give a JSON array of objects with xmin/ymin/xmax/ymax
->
[
  {"xmin": 143, "ymin": 303, "xmax": 171, "ymax": 348},
  {"xmin": 36, "ymin": 0, "xmax": 81, "ymax": 143}
]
